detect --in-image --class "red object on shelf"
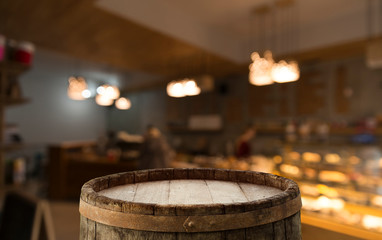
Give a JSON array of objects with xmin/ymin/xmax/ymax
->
[
  {"xmin": 0, "ymin": 35, "xmax": 5, "ymax": 61},
  {"xmin": 14, "ymin": 41, "xmax": 34, "ymax": 65}
]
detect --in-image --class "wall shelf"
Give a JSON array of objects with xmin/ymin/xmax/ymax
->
[
  {"xmin": 0, "ymin": 60, "xmax": 30, "ymax": 186},
  {"xmin": 168, "ymin": 126, "xmax": 222, "ymax": 134},
  {"xmin": 0, "ymin": 61, "xmax": 30, "ymax": 74}
]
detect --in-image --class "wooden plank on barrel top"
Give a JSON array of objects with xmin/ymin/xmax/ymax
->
[
  {"xmin": 98, "ymin": 184, "xmax": 137, "ymax": 202},
  {"xmin": 205, "ymin": 180, "xmax": 248, "ymax": 203},
  {"xmin": 133, "ymin": 180, "xmax": 170, "ymax": 204},
  {"xmin": 168, "ymin": 180, "xmax": 213, "ymax": 205},
  {"xmin": 239, "ymin": 183, "xmax": 282, "ymax": 202},
  {"xmin": 172, "ymin": 179, "xmax": 225, "ymax": 240}
]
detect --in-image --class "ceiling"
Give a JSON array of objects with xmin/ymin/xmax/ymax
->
[
  {"xmin": 0, "ymin": 0, "xmax": 243, "ymax": 80},
  {"xmin": 96, "ymin": 0, "xmax": 381, "ymax": 62},
  {"xmin": 0, "ymin": 0, "xmax": 381, "ymax": 87}
]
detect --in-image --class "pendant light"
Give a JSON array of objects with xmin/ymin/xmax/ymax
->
[
  {"xmin": 249, "ymin": 51, "xmax": 274, "ymax": 86},
  {"xmin": 67, "ymin": 76, "xmax": 89, "ymax": 100},
  {"xmin": 115, "ymin": 97, "xmax": 131, "ymax": 110},
  {"xmin": 95, "ymin": 94, "xmax": 113, "ymax": 106},
  {"xmin": 249, "ymin": 0, "xmax": 300, "ymax": 86},
  {"xmin": 166, "ymin": 79, "xmax": 201, "ymax": 98}
]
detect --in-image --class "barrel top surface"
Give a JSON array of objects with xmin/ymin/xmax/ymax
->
[
  {"xmin": 79, "ymin": 169, "xmax": 301, "ymax": 232},
  {"xmin": 98, "ymin": 179, "xmax": 283, "ymax": 205},
  {"xmin": 80, "ymin": 169, "xmax": 300, "ymax": 211}
]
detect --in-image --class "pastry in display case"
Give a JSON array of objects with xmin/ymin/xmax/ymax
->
[{"xmin": 275, "ymin": 144, "xmax": 382, "ymax": 238}]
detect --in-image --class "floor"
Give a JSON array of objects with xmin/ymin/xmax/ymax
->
[{"xmin": 49, "ymin": 201, "xmax": 80, "ymax": 240}]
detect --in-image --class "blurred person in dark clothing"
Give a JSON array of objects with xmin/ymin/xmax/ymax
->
[{"xmin": 139, "ymin": 125, "xmax": 173, "ymax": 169}]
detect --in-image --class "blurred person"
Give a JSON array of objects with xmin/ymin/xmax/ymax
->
[
  {"xmin": 235, "ymin": 125, "xmax": 256, "ymax": 158},
  {"xmin": 139, "ymin": 125, "xmax": 174, "ymax": 169}
]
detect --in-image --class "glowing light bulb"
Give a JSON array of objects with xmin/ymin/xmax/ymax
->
[
  {"xmin": 95, "ymin": 94, "xmax": 113, "ymax": 106},
  {"xmin": 115, "ymin": 97, "xmax": 131, "ymax": 110},
  {"xmin": 317, "ymin": 196, "xmax": 331, "ymax": 209},
  {"xmin": 97, "ymin": 85, "xmax": 106, "ymax": 95},
  {"xmin": 105, "ymin": 85, "xmax": 120, "ymax": 99},
  {"xmin": 183, "ymin": 79, "xmax": 201, "ymax": 96},
  {"xmin": 167, "ymin": 81, "xmax": 185, "ymax": 97},
  {"xmin": 248, "ymin": 51, "xmax": 274, "ymax": 86},
  {"xmin": 67, "ymin": 76, "xmax": 88, "ymax": 100},
  {"xmin": 272, "ymin": 60, "xmax": 300, "ymax": 83},
  {"xmin": 81, "ymin": 89, "xmax": 91, "ymax": 99}
]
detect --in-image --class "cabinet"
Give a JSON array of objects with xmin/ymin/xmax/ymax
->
[
  {"xmin": 48, "ymin": 142, "xmax": 138, "ymax": 199},
  {"xmin": 0, "ymin": 61, "xmax": 30, "ymax": 187}
]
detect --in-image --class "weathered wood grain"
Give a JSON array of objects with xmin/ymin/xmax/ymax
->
[
  {"xmin": 239, "ymin": 182, "xmax": 282, "ymax": 202},
  {"xmin": 285, "ymin": 212, "xmax": 301, "ymax": 240},
  {"xmin": 133, "ymin": 181, "xmax": 170, "ymax": 204},
  {"xmin": 98, "ymin": 184, "xmax": 137, "ymax": 202},
  {"xmin": 245, "ymin": 222, "xmax": 274, "ymax": 240},
  {"xmin": 177, "ymin": 231, "xmax": 224, "ymax": 240},
  {"xmin": 206, "ymin": 180, "xmax": 248, "ymax": 203},
  {"xmin": 80, "ymin": 168, "xmax": 301, "ymax": 240},
  {"xmin": 168, "ymin": 179, "xmax": 213, "ymax": 205}
]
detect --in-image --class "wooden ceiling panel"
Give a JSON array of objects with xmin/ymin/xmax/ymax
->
[{"xmin": 0, "ymin": 0, "xmax": 242, "ymax": 79}]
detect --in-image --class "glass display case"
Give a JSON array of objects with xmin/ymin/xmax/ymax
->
[
  {"xmin": 172, "ymin": 143, "xmax": 382, "ymax": 238},
  {"xmin": 274, "ymin": 143, "xmax": 382, "ymax": 238}
]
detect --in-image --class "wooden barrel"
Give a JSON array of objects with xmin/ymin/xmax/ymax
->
[{"xmin": 79, "ymin": 168, "xmax": 301, "ymax": 239}]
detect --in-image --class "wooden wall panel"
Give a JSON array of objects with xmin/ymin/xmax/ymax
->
[
  {"xmin": 295, "ymin": 72, "xmax": 325, "ymax": 116},
  {"xmin": 248, "ymin": 85, "xmax": 274, "ymax": 117},
  {"xmin": 189, "ymin": 95, "xmax": 207, "ymax": 116},
  {"xmin": 279, "ymin": 84, "xmax": 290, "ymax": 116},
  {"xmin": 334, "ymin": 66, "xmax": 349, "ymax": 114},
  {"xmin": 225, "ymin": 97, "xmax": 243, "ymax": 123},
  {"xmin": 166, "ymin": 97, "xmax": 187, "ymax": 123}
]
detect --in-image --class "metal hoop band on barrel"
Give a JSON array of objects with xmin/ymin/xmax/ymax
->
[{"xmin": 79, "ymin": 194, "xmax": 301, "ymax": 233}]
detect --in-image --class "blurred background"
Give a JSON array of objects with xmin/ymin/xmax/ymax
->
[{"xmin": 0, "ymin": 0, "xmax": 382, "ymax": 239}]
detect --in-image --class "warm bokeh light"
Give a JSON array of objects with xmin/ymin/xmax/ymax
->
[
  {"xmin": 167, "ymin": 79, "xmax": 201, "ymax": 97},
  {"xmin": 371, "ymin": 196, "xmax": 382, "ymax": 208},
  {"xmin": 183, "ymin": 80, "xmax": 201, "ymax": 96},
  {"xmin": 362, "ymin": 215, "xmax": 382, "ymax": 230},
  {"xmin": 248, "ymin": 51, "xmax": 274, "ymax": 86},
  {"xmin": 317, "ymin": 184, "xmax": 339, "ymax": 198},
  {"xmin": 271, "ymin": 60, "xmax": 300, "ymax": 83},
  {"xmin": 249, "ymin": 51, "xmax": 300, "ymax": 85},
  {"xmin": 115, "ymin": 97, "xmax": 131, "ymax": 110},
  {"xmin": 97, "ymin": 85, "xmax": 106, "ymax": 95},
  {"xmin": 302, "ymin": 152, "xmax": 321, "ymax": 163},
  {"xmin": 302, "ymin": 196, "xmax": 345, "ymax": 212},
  {"xmin": 105, "ymin": 85, "xmax": 120, "ymax": 99},
  {"xmin": 325, "ymin": 153, "xmax": 341, "ymax": 164},
  {"xmin": 67, "ymin": 76, "xmax": 88, "ymax": 100},
  {"xmin": 167, "ymin": 81, "xmax": 185, "ymax": 97},
  {"xmin": 95, "ymin": 94, "xmax": 113, "ymax": 106},
  {"xmin": 280, "ymin": 164, "xmax": 300, "ymax": 177},
  {"xmin": 81, "ymin": 89, "xmax": 92, "ymax": 99},
  {"xmin": 97, "ymin": 84, "xmax": 120, "ymax": 99}
]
